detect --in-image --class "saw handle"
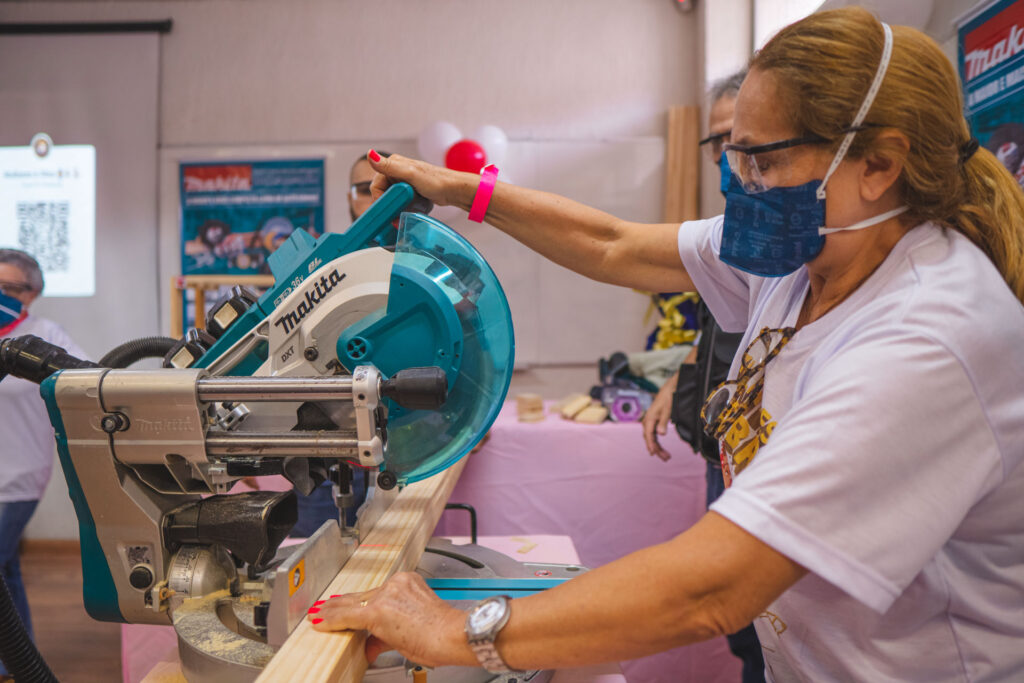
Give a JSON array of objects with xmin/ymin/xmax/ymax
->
[{"xmin": 381, "ymin": 367, "xmax": 448, "ymax": 411}]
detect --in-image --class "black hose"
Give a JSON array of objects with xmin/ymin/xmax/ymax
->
[
  {"xmin": 99, "ymin": 336, "xmax": 177, "ymax": 369},
  {"xmin": 0, "ymin": 574, "xmax": 58, "ymax": 682},
  {"xmin": 0, "ymin": 335, "xmax": 98, "ymax": 384}
]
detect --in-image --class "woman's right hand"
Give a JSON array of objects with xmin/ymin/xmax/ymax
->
[
  {"xmin": 366, "ymin": 150, "xmax": 474, "ymax": 211},
  {"xmin": 643, "ymin": 370, "xmax": 679, "ymax": 462}
]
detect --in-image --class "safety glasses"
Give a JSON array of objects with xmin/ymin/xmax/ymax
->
[
  {"xmin": 722, "ymin": 135, "xmax": 828, "ymax": 193},
  {"xmin": 723, "ymin": 124, "xmax": 881, "ymax": 193},
  {"xmin": 699, "ymin": 129, "xmax": 731, "ymax": 164},
  {"xmin": 349, "ymin": 181, "xmax": 372, "ymax": 201},
  {"xmin": 700, "ymin": 326, "xmax": 795, "ymax": 475},
  {"xmin": 0, "ymin": 280, "xmax": 34, "ymax": 297}
]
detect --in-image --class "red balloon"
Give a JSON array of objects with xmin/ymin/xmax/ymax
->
[{"xmin": 445, "ymin": 139, "xmax": 488, "ymax": 173}]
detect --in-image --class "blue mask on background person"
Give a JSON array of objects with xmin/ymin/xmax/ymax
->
[
  {"xmin": 717, "ymin": 22, "xmax": 907, "ymax": 278},
  {"xmin": 0, "ymin": 290, "xmax": 23, "ymax": 328}
]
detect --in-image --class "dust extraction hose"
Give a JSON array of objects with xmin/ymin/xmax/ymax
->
[
  {"xmin": 0, "ymin": 574, "xmax": 58, "ymax": 683},
  {"xmin": 99, "ymin": 336, "xmax": 177, "ymax": 369}
]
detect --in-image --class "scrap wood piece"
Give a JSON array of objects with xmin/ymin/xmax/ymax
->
[
  {"xmin": 574, "ymin": 405, "xmax": 609, "ymax": 424},
  {"xmin": 556, "ymin": 394, "xmax": 593, "ymax": 420},
  {"xmin": 256, "ymin": 458, "xmax": 467, "ymax": 683}
]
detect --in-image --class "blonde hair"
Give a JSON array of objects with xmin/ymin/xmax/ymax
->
[{"xmin": 752, "ymin": 7, "xmax": 1024, "ymax": 303}]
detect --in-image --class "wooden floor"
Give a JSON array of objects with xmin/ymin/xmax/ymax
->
[{"xmin": 20, "ymin": 541, "xmax": 121, "ymax": 683}]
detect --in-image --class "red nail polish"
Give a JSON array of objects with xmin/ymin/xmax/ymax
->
[
  {"xmin": 368, "ymin": 149, "xmax": 381, "ymax": 163},
  {"xmin": 330, "ymin": 594, "xmax": 343, "ymax": 598},
  {"xmin": 312, "ymin": 618, "xmax": 323, "ymax": 625},
  {"xmin": 313, "ymin": 600, "xmax": 325, "ymax": 606},
  {"xmin": 308, "ymin": 607, "xmax": 320, "ymax": 614}
]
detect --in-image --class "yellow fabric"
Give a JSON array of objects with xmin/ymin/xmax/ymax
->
[{"xmin": 642, "ymin": 291, "xmax": 700, "ymax": 350}]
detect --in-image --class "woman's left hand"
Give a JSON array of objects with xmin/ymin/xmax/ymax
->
[{"xmin": 307, "ymin": 572, "xmax": 470, "ymax": 668}]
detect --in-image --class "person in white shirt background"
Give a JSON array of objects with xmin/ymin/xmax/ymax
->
[
  {"xmin": 0, "ymin": 248, "xmax": 86, "ymax": 679},
  {"xmin": 302, "ymin": 7, "xmax": 1023, "ymax": 681}
]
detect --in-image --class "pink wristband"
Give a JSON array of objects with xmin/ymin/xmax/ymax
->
[{"xmin": 467, "ymin": 165, "xmax": 499, "ymax": 223}]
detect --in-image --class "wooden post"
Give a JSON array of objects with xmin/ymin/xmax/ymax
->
[
  {"xmin": 256, "ymin": 458, "xmax": 467, "ymax": 683},
  {"xmin": 662, "ymin": 105, "xmax": 701, "ymax": 224}
]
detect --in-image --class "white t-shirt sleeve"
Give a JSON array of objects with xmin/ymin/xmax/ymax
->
[
  {"xmin": 711, "ymin": 328, "xmax": 1004, "ymax": 613},
  {"xmin": 676, "ymin": 216, "xmax": 756, "ymax": 333}
]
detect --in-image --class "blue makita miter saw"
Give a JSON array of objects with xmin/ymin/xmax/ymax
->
[{"xmin": 0, "ymin": 184, "xmax": 533, "ymax": 682}]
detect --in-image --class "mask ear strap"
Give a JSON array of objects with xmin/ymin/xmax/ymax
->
[{"xmin": 816, "ymin": 22, "xmax": 894, "ymax": 200}]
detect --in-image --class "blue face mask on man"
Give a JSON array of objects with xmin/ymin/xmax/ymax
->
[
  {"xmin": 0, "ymin": 290, "xmax": 24, "ymax": 329},
  {"xmin": 717, "ymin": 22, "xmax": 908, "ymax": 278}
]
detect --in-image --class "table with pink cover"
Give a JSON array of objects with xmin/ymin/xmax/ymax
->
[
  {"xmin": 433, "ymin": 401, "xmax": 741, "ymax": 683},
  {"xmin": 123, "ymin": 534, "xmax": 626, "ymax": 682}
]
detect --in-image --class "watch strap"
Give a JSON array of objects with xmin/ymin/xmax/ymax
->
[{"xmin": 465, "ymin": 595, "xmax": 522, "ymax": 674}]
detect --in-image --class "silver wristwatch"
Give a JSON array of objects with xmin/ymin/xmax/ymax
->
[{"xmin": 465, "ymin": 595, "xmax": 521, "ymax": 673}]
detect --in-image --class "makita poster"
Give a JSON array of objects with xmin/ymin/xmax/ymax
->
[
  {"xmin": 180, "ymin": 159, "xmax": 324, "ymax": 275},
  {"xmin": 959, "ymin": 0, "xmax": 1024, "ymax": 188}
]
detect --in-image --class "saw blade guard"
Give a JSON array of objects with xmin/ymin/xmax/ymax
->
[{"xmin": 346, "ymin": 212, "xmax": 514, "ymax": 483}]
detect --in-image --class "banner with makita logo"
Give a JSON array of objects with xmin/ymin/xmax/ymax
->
[
  {"xmin": 179, "ymin": 158, "xmax": 324, "ymax": 276},
  {"xmin": 960, "ymin": 0, "xmax": 1024, "ymax": 190}
]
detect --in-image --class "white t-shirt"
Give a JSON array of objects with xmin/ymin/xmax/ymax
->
[
  {"xmin": 0, "ymin": 315, "xmax": 88, "ymax": 502},
  {"xmin": 678, "ymin": 217, "xmax": 1024, "ymax": 682}
]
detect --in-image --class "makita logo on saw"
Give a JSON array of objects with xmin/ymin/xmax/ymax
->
[{"xmin": 273, "ymin": 269, "xmax": 347, "ymax": 334}]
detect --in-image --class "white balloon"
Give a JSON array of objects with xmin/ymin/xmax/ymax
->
[
  {"xmin": 471, "ymin": 125, "xmax": 508, "ymax": 168},
  {"xmin": 418, "ymin": 121, "xmax": 462, "ymax": 166}
]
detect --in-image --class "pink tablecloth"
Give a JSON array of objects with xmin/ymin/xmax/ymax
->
[{"xmin": 434, "ymin": 401, "xmax": 742, "ymax": 683}]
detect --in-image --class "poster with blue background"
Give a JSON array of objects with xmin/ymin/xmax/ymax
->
[
  {"xmin": 180, "ymin": 159, "xmax": 324, "ymax": 275},
  {"xmin": 959, "ymin": 0, "xmax": 1024, "ymax": 188}
]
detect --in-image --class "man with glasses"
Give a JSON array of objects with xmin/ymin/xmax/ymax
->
[
  {"xmin": 348, "ymin": 150, "xmax": 391, "ymax": 223},
  {"xmin": 642, "ymin": 69, "xmax": 765, "ymax": 683},
  {"xmin": 0, "ymin": 248, "xmax": 86, "ymax": 679}
]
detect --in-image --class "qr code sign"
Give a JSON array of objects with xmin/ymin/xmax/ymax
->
[{"xmin": 17, "ymin": 201, "xmax": 70, "ymax": 272}]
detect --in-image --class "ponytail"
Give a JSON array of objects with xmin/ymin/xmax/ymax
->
[{"xmin": 952, "ymin": 147, "xmax": 1024, "ymax": 303}]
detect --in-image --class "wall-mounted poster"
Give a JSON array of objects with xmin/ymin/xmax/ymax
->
[
  {"xmin": 0, "ymin": 135, "xmax": 96, "ymax": 297},
  {"xmin": 180, "ymin": 159, "xmax": 324, "ymax": 275},
  {"xmin": 959, "ymin": 0, "xmax": 1024, "ymax": 189}
]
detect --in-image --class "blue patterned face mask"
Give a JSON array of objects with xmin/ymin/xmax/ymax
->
[
  {"xmin": 719, "ymin": 153, "xmax": 827, "ymax": 277},
  {"xmin": 0, "ymin": 290, "xmax": 23, "ymax": 328},
  {"xmin": 717, "ymin": 22, "xmax": 907, "ymax": 278}
]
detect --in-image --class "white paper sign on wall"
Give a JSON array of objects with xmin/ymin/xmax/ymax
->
[{"xmin": 0, "ymin": 134, "xmax": 96, "ymax": 297}]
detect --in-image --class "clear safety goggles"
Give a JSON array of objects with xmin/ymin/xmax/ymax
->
[
  {"xmin": 722, "ymin": 134, "xmax": 828, "ymax": 194},
  {"xmin": 723, "ymin": 124, "xmax": 884, "ymax": 194}
]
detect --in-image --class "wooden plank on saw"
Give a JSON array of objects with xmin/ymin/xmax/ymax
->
[
  {"xmin": 256, "ymin": 457, "xmax": 467, "ymax": 683},
  {"xmin": 662, "ymin": 105, "xmax": 701, "ymax": 224}
]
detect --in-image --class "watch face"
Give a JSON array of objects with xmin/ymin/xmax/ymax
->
[{"xmin": 469, "ymin": 599, "xmax": 505, "ymax": 632}]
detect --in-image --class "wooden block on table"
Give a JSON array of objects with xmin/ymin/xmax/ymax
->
[
  {"xmin": 574, "ymin": 405, "xmax": 609, "ymax": 424},
  {"xmin": 515, "ymin": 393, "xmax": 545, "ymax": 421},
  {"xmin": 556, "ymin": 394, "xmax": 593, "ymax": 420},
  {"xmin": 518, "ymin": 411, "xmax": 547, "ymax": 423}
]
